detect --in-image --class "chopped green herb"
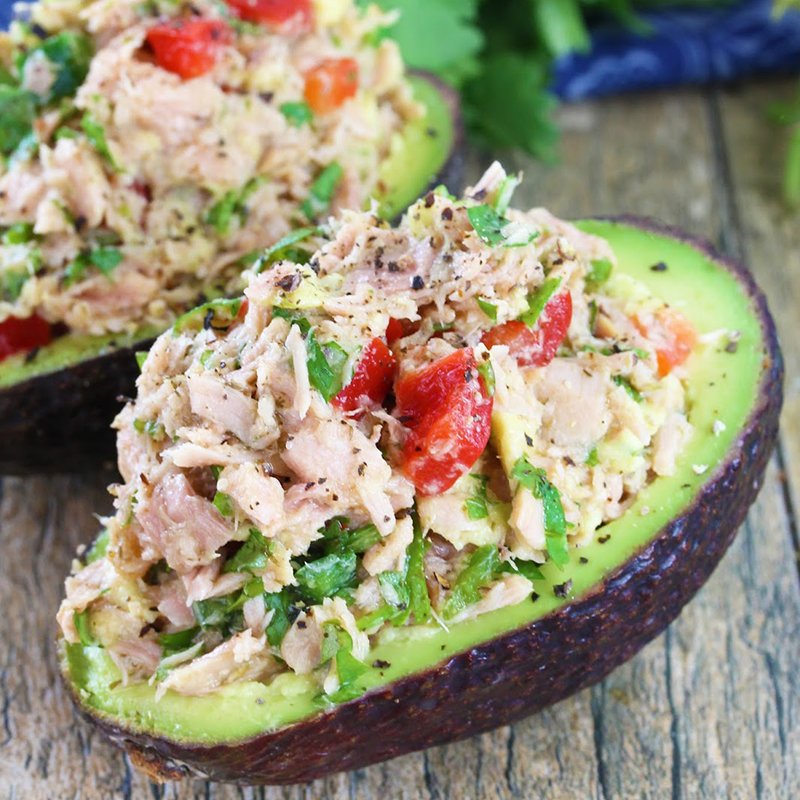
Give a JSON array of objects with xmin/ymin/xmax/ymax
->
[
  {"xmin": 192, "ymin": 591, "xmax": 247, "ymax": 632},
  {"xmin": 378, "ymin": 570, "xmax": 410, "ymax": 610},
  {"xmin": 158, "ymin": 627, "xmax": 199, "ymax": 657},
  {"xmin": 341, "ymin": 523, "xmax": 381, "ymax": 554},
  {"xmin": 73, "ymin": 609, "xmax": 97, "ymax": 646},
  {"xmin": 199, "ymin": 349, "xmax": 215, "ymax": 368},
  {"xmin": 585, "ymin": 446, "xmax": 599, "ymax": 467},
  {"xmin": 477, "ymin": 296, "xmax": 498, "ymax": 322},
  {"xmin": 1, "ymin": 269, "xmax": 30, "ymax": 302},
  {"xmin": 406, "ymin": 515, "xmax": 431, "ymax": 623},
  {"xmin": 0, "ymin": 86, "xmax": 37, "ymax": 155},
  {"xmin": 53, "ymin": 126, "xmax": 79, "ymax": 141},
  {"xmin": 3, "ymin": 222, "xmax": 35, "ymax": 244},
  {"xmin": 511, "ymin": 456, "xmax": 568, "ymax": 567},
  {"xmin": 84, "ymin": 529, "xmax": 110, "ymax": 564},
  {"xmin": 467, "ymin": 203, "xmax": 536, "ymax": 248},
  {"xmin": 443, "ymin": 544, "xmax": 499, "ymax": 619},
  {"xmin": 295, "ymin": 550, "xmax": 357, "ymax": 603},
  {"xmin": 464, "ymin": 474, "xmax": 490, "ymax": 520},
  {"xmin": 302, "ymin": 162, "xmax": 343, "ymax": 220},
  {"xmin": 519, "ymin": 277, "xmax": 561, "ymax": 327},
  {"xmin": 212, "ymin": 491, "xmax": 234, "ymax": 518},
  {"xmin": 223, "ymin": 528, "xmax": 272, "ymax": 574},
  {"xmin": 492, "ymin": 172, "xmax": 521, "ymax": 215},
  {"xmin": 81, "ymin": 113, "xmax": 119, "ymax": 171},
  {"xmin": 63, "ymin": 246, "xmax": 123, "ymax": 285},
  {"xmin": 321, "ymin": 622, "xmax": 368, "ymax": 704},
  {"xmin": 613, "ymin": 374, "xmax": 642, "ymax": 403},
  {"xmin": 133, "ymin": 418, "xmax": 163, "ymax": 439},
  {"xmin": 206, "ymin": 177, "xmax": 266, "ymax": 234},
  {"xmin": 585, "ymin": 258, "xmax": 613, "ymax": 291},
  {"xmin": 263, "ymin": 590, "xmax": 296, "ymax": 646},
  {"xmin": 22, "ymin": 32, "xmax": 93, "ymax": 104},
  {"xmin": 280, "ymin": 101, "xmax": 313, "ymax": 127},
  {"xmin": 499, "ymin": 558, "xmax": 544, "ymax": 582},
  {"xmin": 275, "ymin": 310, "xmax": 349, "ymax": 402},
  {"xmin": 254, "ymin": 226, "xmax": 320, "ymax": 273},
  {"xmin": 172, "ymin": 297, "xmax": 243, "ymax": 334},
  {"xmin": 476, "ymin": 358, "xmax": 495, "ymax": 397}
]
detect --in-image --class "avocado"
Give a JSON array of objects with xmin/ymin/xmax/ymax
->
[
  {"xmin": 0, "ymin": 73, "xmax": 463, "ymax": 474},
  {"xmin": 60, "ymin": 217, "xmax": 783, "ymax": 784}
]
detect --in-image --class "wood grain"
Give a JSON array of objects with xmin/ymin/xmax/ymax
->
[{"xmin": 1, "ymin": 82, "xmax": 798, "ymax": 799}]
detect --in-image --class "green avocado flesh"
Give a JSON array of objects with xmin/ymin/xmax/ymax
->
[
  {"xmin": 63, "ymin": 219, "xmax": 767, "ymax": 745},
  {"xmin": 0, "ymin": 75, "xmax": 454, "ymax": 390}
]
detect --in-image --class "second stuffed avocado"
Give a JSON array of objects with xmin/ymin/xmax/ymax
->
[
  {"xmin": 0, "ymin": 0, "xmax": 461, "ymax": 473},
  {"xmin": 58, "ymin": 165, "xmax": 782, "ymax": 782}
]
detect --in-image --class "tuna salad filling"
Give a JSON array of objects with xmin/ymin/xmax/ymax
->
[
  {"xmin": 58, "ymin": 164, "xmax": 698, "ymax": 703},
  {"xmin": 0, "ymin": 0, "xmax": 419, "ymax": 349}
]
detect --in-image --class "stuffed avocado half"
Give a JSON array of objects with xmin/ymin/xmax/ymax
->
[
  {"xmin": 59, "ymin": 165, "xmax": 782, "ymax": 784},
  {"xmin": 0, "ymin": 0, "xmax": 461, "ymax": 473}
]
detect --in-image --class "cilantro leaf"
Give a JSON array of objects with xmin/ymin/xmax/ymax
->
[
  {"xmin": 443, "ymin": 544, "xmax": 499, "ymax": 619},
  {"xmin": 0, "ymin": 87, "xmax": 37, "ymax": 155},
  {"xmin": 511, "ymin": 456, "xmax": 569, "ymax": 567},
  {"xmin": 295, "ymin": 551, "xmax": 357, "ymax": 603},
  {"xmin": 302, "ymin": 162, "xmax": 342, "ymax": 220},
  {"xmin": 22, "ymin": 32, "xmax": 93, "ymax": 104},
  {"xmin": 223, "ymin": 528, "xmax": 271, "ymax": 574}
]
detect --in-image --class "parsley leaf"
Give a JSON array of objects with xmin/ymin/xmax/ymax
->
[
  {"xmin": 443, "ymin": 544, "xmax": 499, "ymax": 619},
  {"xmin": 254, "ymin": 227, "xmax": 320, "ymax": 273},
  {"xmin": 464, "ymin": 474, "xmax": 490, "ymax": 520},
  {"xmin": 295, "ymin": 551, "xmax": 357, "ymax": 603},
  {"xmin": 467, "ymin": 204, "xmax": 536, "ymax": 248}
]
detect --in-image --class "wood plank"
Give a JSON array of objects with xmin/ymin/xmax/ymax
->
[
  {"xmin": 713, "ymin": 80, "xmax": 800, "ymax": 553},
  {"xmin": 0, "ymin": 83, "xmax": 798, "ymax": 799}
]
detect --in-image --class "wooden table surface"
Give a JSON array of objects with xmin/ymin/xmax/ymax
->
[{"xmin": 1, "ymin": 79, "xmax": 799, "ymax": 800}]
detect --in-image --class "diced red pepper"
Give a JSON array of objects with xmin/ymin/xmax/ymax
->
[
  {"xmin": 634, "ymin": 307, "xmax": 696, "ymax": 377},
  {"xmin": 333, "ymin": 338, "xmax": 397, "ymax": 414},
  {"xmin": 0, "ymin": 314, "xmax": 53, "ymax": 362},
  {"xmin": 304, "ymin": 58, "xmax": 359, "ymax": 114},
  {"xmin": 481, "ymin": 291, "xmax": 572, "ymax": 368},
  {"xmin": 146, "ymin": 18, "xmax": 231, "ymax": 80},
  {"xmin": 385, "ymin": 317, "xmax": 419, "ymax": 346},
  {"xmin": 395, "ymin": 348, "xmax": 493, "ymax": 496},
  {"xmin": 225, "ymin": 0, "xmax": 312, "ymax": 30}
]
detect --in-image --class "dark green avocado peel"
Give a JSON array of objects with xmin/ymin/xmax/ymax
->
[
  {"xmin": 61, "ymin": 218, "xmax": 783, "ymax": 785},
  {"xmin": 0, "ymin": 73, "xmax": 463, "ymax": 474}
]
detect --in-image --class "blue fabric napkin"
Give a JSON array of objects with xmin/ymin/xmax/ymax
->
[{"xmin": 553, "ymin": 0, "xmax": 800, "ymax": 100}]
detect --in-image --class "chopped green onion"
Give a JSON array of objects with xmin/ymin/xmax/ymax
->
[
  {"xmin": 520, "ymin": 277, "xmax": 561, "ymax": 327},
  {"xmin": 84, "ymin": 529, "xmax": 110, "ymax": 564},
  {"xmin": 477, "ymin": 296, "xmax": 498, "ymax": 322},
  {"xmin": 476, "ymin": 359, "xmax": 495, "ymax": 397},
  {"xmin": 3, "ymin": 222, "xmax": 35, "ymax": 244}
]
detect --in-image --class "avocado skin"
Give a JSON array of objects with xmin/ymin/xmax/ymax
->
[
  {"xmin": 0, "ymin": 73, "xmax": 464, "ymax": 475},
  {"xmin": 65, "ymin": 219, "xmax": 784, "ymax": 785},
  {"xmin": 0, "ymin": 337, "xmax": 154, "ymax": 474}
]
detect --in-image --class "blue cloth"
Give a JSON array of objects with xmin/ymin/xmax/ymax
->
[
  {"xmin": 554, "ymin": 0, "xmax": 800, "ymax": 99},
  {"xmin": 0, "ymin": 0, "xmax": 799, "ymax": 99}
]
